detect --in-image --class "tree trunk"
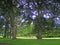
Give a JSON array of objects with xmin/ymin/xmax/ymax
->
[
  {"xmin": 36, "ymin": 30, "xmax": 42, "ymax": 39},
  {"xmin": 10, "ymin": 15, "xmax": 16, "ymax": 40},
  {"xmin": 3, "ymin": 29, "xmax": 7, "ymax": 38}
]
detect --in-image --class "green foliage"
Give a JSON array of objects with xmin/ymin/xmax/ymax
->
[
  {"xmin": 17, "ymin": 24, "xmax": 34, "ymax": 36},
  {"xmin": 0, "ymin": 0, "xmax": 60, "ymax": 39}
]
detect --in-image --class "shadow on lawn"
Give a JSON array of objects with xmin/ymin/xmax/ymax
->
[{"xmin": 0, "ymin": 43, "xmax": 12, "ymax": 45}]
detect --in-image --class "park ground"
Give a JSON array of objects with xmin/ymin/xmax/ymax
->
[{"xmin": 0, "ymin": 37, "xmax": 60, "ymax": 45}]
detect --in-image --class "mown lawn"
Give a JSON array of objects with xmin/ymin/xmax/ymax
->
[{"xmin": 0, "ymin": 38, "xmax": 60, "ymax": 45}]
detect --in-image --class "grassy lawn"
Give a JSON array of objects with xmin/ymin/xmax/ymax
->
[{"xmin": 0, "ymin": 38, "xmax": 60, "ymax": 45}]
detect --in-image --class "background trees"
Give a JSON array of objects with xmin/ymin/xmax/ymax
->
[{"xmin": 0, "ymin": 0, "xmax": 60, "ymax": 40}]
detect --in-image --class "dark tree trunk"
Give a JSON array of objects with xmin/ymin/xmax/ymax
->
[
  {"xmin": 3, "ymin": 29, "xmax": 7, "ymax": 38},
  {"xmin": 10, "ymin": 15, "xmax": 16, "ymax": 40},
  {"xmin": 36, "ymin": 30, "xmax": 42, "ymax": 39}
]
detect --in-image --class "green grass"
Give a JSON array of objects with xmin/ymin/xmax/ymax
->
[{"xmin": 0, "ymin": 38, "xmax": 60, "ymax": 45}]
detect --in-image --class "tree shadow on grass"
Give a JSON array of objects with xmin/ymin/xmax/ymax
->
[{"xmin": 0, "ymin": 43, "xmax": 12, "ymax": 45}]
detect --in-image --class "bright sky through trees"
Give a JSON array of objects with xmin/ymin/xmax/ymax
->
[
  {"xmin": 55, "ymin": 16, "xmax": 60, "ymax": 24},
  {"xmin": 0, "ymin": 0, "xmax": 60, "ymax": 26}
]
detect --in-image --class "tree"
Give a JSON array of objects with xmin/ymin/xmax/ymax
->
[
  {"xmin": 0, "ymin": 0, "xmax": 60, "ymax": 40},
  {"xmin": 33, "ymin": 0, "xmax": 60, "ymax": 39},
  {"xmin": 0, "ymin": 0, "xmax": 20, "ymax": 39}
]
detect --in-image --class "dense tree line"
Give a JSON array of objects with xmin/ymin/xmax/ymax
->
[{"xmin": 0, "ymin": 0, "xmax": 60, "ymax": 40}]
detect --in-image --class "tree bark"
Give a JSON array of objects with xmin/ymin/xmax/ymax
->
[
  {"xmin": 36, "ymin": 30, "xmax": 42, "ymax": 39},
  {"xmin": 10, "ymin": 15, "xmax": 16, "ymax": 40}
]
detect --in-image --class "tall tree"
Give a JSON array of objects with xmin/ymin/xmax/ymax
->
[
  {"xmin": 33, "ymin": 0, "xmax": 60, "ymax": 39},
  {"xmin": 0, "ymin": 0, "xmax": 20, "ymax": 39}
]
